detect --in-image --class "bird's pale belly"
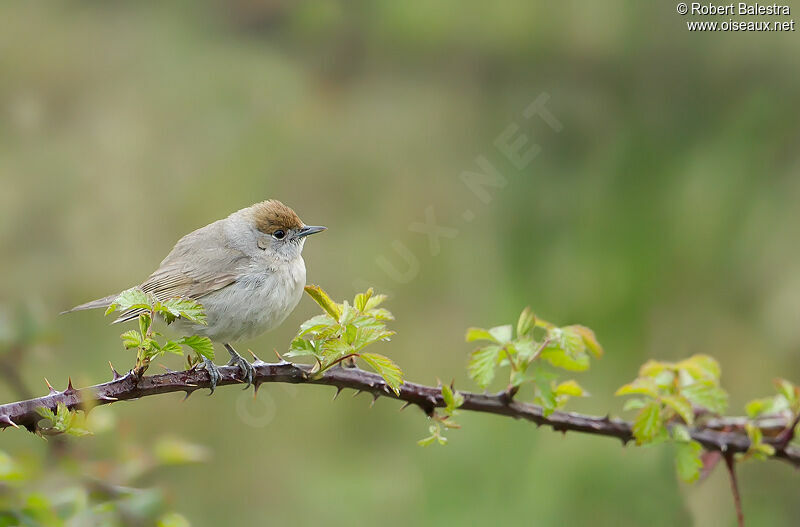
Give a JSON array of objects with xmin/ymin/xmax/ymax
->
[{"xmin": 174, "ymin": 262, "xmax": 306, "ymax": 343}]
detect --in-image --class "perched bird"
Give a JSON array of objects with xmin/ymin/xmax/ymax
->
[{"xmin": 65, "ymin": 200, "xmax": 326, "ymax": 391}]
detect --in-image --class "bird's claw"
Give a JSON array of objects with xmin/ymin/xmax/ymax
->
[
  {"xmin": 226, "ymin": 347, "xmax": 254, "ymax": 389},
  {"xmin": 202, "ymin": 358, "xmax": 221, "ymax": 395}
]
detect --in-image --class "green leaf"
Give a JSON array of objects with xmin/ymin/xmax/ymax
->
[
  {"xmin": 138, "ymin": 312, "xmax": 152, "ymax": 337},
  {"xmin": 298, "ymin": 314, "xmax": 336, "ymax": 336},
  {"xmin": 745, "ymin": 395, "xmax": 788, "ymax": 418},
  {"xmin": 178, "ymin": 335, "xmax": 215, "ymax": 360},
  {"xmin": 633, "ymin": 401, "xmax": 662, "ymax": 444},
  {"xmin": 304, "ymin": 285, "xmax": 342, "ymax": 320},
  {"xmin": 774, "ymin": 378, "xmax": 798, "ymax": 406},
  {"xmin": 682, "ymin": 381, "xmax": 727, "ymax": 414},
  {"xmin": 106, "ymin": 287, "xmax": 150, "ymax": 315},
  {"xmin": 623, "ymin": 398, "xmax": 648, "ymax": 411},
  {"xmin": 120, "ymin": 330, "xmax": 143, "ymax": 350},
  {"xmin": 555, "ymin": 380, "xmax": 587, "ymax": 397},
  {"xmin": 567, "ymin": 325, "xmax": 603, "ymax": 358},
  {"xmin": 159, "ymin": 297, "xmax": 207, "ymax": 325},
  {"xmin": 364, "ymin": 293, "xmax": 388, "ymax": 311},
  {"xmin": 354, "ymin": 288, "xmax": 373, "ymax": 311},
  {"xmin": 615, "ymin": 378, "xmax": 659, "ymax": 398},
  {"xmin": 675, "ymin": 440, "xmax": 703, "ymax": 483},
  {"xmin": 488, "ymin": 325, "xmax": 513, "ymax": 344},
  {"xmin": 539, "ymin": 346, "xmax": 589, "ymax": 372},
  {"xmin": 161, "ymin": 341, "xmax": 184, "ymax": 356},
  {"xmin": 465, "ymin": 327, "xmax": 495, "ymax": 343},
  {"xmin": 678, "ymin": 354, "xmax": 721, "ymax": 381},
  {"xmin": 359, "ymin": 352, "xmax": 403, "ymax": 395},
  {"xmin": 286, "ymin": 337, "xmax": 317, "ymax": 359},
  {"xmin": 468, "ymin": 345, "xmax": 501, "ymax": 388},
  {"xmin": 662, "ymin": 394, "xmax": 695, "ymax": 425},
  {"xmin": 516, "ymin": 307, "xmax": 536, "ymax": 338}
]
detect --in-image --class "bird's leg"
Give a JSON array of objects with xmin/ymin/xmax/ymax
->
[
  {"xmin": 201, "ymin": 358, "xmax": 221, "ymax": 395},
  {"xmin": 225, "ymin": 343, "xmax": 254, "ymax": 389}
]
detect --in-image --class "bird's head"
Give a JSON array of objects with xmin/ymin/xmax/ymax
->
[{"xmin": 250, "ymin": 200, "xmax": 326, "ymax": 260}]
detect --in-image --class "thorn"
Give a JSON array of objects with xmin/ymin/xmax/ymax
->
[
  {"xmin": 109, "ymin": 361, "xmax": 122, "ymax": 380},
  {"xmin": 249, "ymin": 349, "xmax": 266, "ymax": 365},
  {"xmin": 182, "ymin": 389, "xmax": 194, "ymax": 402},
  {"xmin": 352, "ymin": 390, "xmax": 363, "ymax": 398},
  {"xmin": 370, "ymin": 393, "xmax": 379, "ymax": 407},
  {"xmin": 159, "ymin": 364, "xmax": 176, "ymax": 373},
  {"xmin": 332, "ymin": 386, "xmax": 343, "ymax": 401},
  {"xmin": 44, "ymin": 378, "xmax": 57, "ymax": 395},
  {"xmin": 436, "ymin": 377, "xmax": 442, "ymax": 387},
  {"xmin": 97, "ymin": 395, "xmax": 118, "ymax": 402},
  {"xmin": 426, "ymin": 395, "xmax": 437, "ymax": 406},
  {"xmin": 399, "ymin": 401, "xmax": 413, "ymax": 412},
  {"xmin": 65, "ymin": 378, "xmax": 75, "ymax": 394},
  {"xmin": 274, "ymin": 349, "xmax": 289, "ymax": 364},
  {"xmin": 253, "ymin": 381, "xmax": 262, "ymax": 398},
  {"xmin": 0, "ymin": 415, "xmax": 19, "ymax": 429}
]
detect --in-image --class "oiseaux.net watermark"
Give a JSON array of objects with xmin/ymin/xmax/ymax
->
[{"xmin": 677, "ymin": 2, "xmax": 796, "ymax": 31}]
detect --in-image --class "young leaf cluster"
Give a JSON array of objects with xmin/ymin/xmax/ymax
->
[
  {"xmin": 616, "ymin": 354, "xmax": 728, "ymax": 483},
  {"xmin": 34, "ymin": 403, "xmax": 91, "ymax": 437},
  {"xmin": 288, "ymin": 286, "xmax": 403, "ymax": 395},
  {"xmin": 616, "ymin": 354, "xmax": 728, "ymax": 444},
  {"xmin": 418, "ymin": 384, "xmax": 464, "ymax": 447},
  {"xmin": 466, "ymin": 308, "xmax": 601, "ymax": 415},
  {"xmin": 105, "ymin": 288, "xmax": 214, "ymax": 374}
]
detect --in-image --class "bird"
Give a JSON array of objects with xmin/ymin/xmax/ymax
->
[{"xmin": 64, "ymin": 200, "xmax": 326, "ymax": 392}]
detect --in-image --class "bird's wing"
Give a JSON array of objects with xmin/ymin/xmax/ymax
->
[{"xmin": 113, "ymin": 222, "xmax": 248, "ymax": 323}]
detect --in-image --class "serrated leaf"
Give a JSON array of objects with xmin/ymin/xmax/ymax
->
[
  {"xmin": 675, "ymin": 440, "xmax": 703, "ymax": 483},
  {"xmin": 304, "ymin": 285, "xmax": 341, "ymax": 320},
  {"xmin": 567, "ymin": 325, "xmax": 603, "ymax": 358},
  {"xmin": 354, "ymin": 288, "xmax": 373, "ymax": 311},
  {"xmin": 468, "ymin": 345, "xmax": 501, "ymax": 388},
  {"xmin": 359, "ymin": 352, "xmax": 403, "ymax": 395},
  {"xmin": 161, "ymin": 341, "xmax": 184, "ymax": 356},
  {"xmin": 107, "ymin": 287, "xmax": 150, "ymax": 314},
  {"xmin": 159, "ymin": 297, "xmax": 207, "ymax": 325},
  {"xmin": 178, "ymin": 335, "xmax": 215, "ymax": 360},
  {"xmin": 639, "ymin": 360, "xmax": 668, "ymax": 378},
  {"xmin": 678, "ymin": 354, "xmax": 721, "ymax": 381},
  {"xmin": 682, "ymin": 381, "xmax": 727, "ymax": 414},
  {"xmin": 120, "ymin": 330, "xmax": 142, "ymax": 350},
  {"xmin": 489, "ymin": 325, "xmax": 513, "ymax": 344},
  {"xmin": 465, "ymin": 327, "xmax": 495, "ymax": 343},
  {"xmin": 671, "ymin": 424, "xmax": 692, "ymax": 443},
  {"xmin": 364, "ymin": 294, "xmax": 388, "ymax": 311},
  {"xmin": 633, "ymin": 401, "xmax": 662, "ymax": 444},
  {"xmin": 663, "ymin": 394, "xmax": 695, "ymax": 425},
  {"xmin": 298, "ymin": 314, "xmax": 336, "ymax": 337}
]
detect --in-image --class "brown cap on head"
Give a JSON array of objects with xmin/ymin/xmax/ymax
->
[{"xmin": 252, "ymin": 200, "xmax": 304, "ymax": 234}]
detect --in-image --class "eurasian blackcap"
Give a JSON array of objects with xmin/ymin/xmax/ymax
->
[{"xmin": 66, "ymin": 200, "xmax": 326, "ymax": 390}]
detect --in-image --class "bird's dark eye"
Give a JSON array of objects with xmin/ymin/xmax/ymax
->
[{"xmin": 273, "ymin": 229, "xmax": 286, "ymax": 240}]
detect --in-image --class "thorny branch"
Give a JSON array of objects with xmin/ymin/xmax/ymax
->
[{"xmin": 0, "ymin": 358, "xmax": 798, "ymax": 468}]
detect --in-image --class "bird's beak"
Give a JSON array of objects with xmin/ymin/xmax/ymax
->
[{"xmin": 296, "ymin": 225, "xmax": 327, "ymax": 238}]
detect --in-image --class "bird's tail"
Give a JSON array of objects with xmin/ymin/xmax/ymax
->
[{"xmin": 60, "ymin": 294, "xmax": 119, "ymax": 315}]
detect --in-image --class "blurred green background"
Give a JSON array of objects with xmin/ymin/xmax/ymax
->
[{"xmin": 2, "ymin": 1, "xmax": 800, "ymax": 525}]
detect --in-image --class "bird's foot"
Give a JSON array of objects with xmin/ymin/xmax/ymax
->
[
  {"xmin": 201, "ymin": 358, "xmax": 221, "ymax": 395},
  {"xmin": 225, "ymin": 343, "xmax": 254, "ymax": 389}
]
